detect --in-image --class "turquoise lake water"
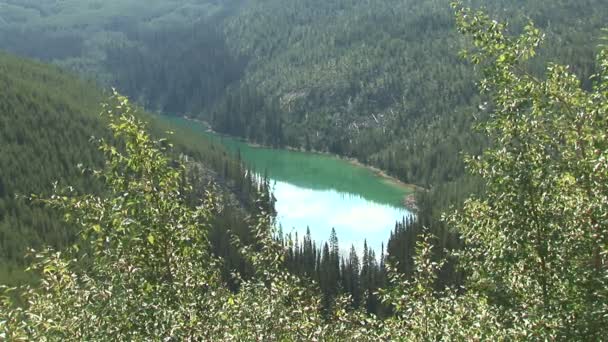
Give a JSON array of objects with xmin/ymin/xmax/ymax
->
[{"xmin": 164, "ymin": 116, "xmax": 413, "ymax": 253}]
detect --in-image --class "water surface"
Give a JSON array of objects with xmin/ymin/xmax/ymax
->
[{"xmin": 164, "ymin": 116, "xmax": 413, "ymax": 253}]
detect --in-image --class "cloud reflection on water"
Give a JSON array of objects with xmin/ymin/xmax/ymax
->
[{"xmin": 273, "ymin": 180, "xmax": 411, "ymax": 255}]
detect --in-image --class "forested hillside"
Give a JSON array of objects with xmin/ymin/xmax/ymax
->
[
  {"xmin": 0, "ymin": 52, "xmax": 267, "ymax": 286},
  {"xmin": 0, "ymin": 52, "xmax": 106, "ymax": 284},
  {"xmin": 215, "ymin": 0, "xmax": 605, "ymax": 187},
  {"xmin": 0, "ymin": 49, "xmax": 398, "ymax": 315},
  {"xmin": 1, "ymin": 0, "xmax": 606, "ymax": 318},
  {"xmin": 1, "ymin": 0, "xmax": 605, "ymax": 191},
  {"xmin": 3, "ymin": 4, "xmax": 607, "ymax": 335},
  {"xmin": 0, "ymin": 0, "xmax": 245, "ymax": 114}
]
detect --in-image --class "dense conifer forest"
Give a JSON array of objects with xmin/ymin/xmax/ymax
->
[
  {"xmin": 1, "ymin": 1, "xmax": 604, "ymax": 190},
  {"xmin": 0, "ymin": 0, "xmax": 607, "ymax": 339},
  {"xmin": 0, "ymin": 53, "xmax": 105, "ymax": 284},
  {"xmin": 0, "ymin": 52, "xmax": 272, "ymax": 287}
]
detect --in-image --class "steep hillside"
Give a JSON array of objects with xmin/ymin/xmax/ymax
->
[
  {"xmin": 214, "ymin": 0, "xmax": 605, "ymax": 187},
  {"xmin": 0, "ymin": 0, "xmax": 604, "ymax": 192},
  {"xmin": 0, "ymin": 0, "xmax": 246, "ymax": 97},
  {"xmin": 0, "ymin": 52, "xmax": 106, "ymax": 284},
  {"xmin": 0, "ymin": 52, "xmax": 259, "ymax": 285},
  {"xmin": 3, "ymin": 8, "xmax": 608, "ymax": 333}
]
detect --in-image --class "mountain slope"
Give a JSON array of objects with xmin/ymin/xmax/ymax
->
[
  {"xmin": 214, "ymin": 0, "xmax": 605, "ymax": 186},
  {"xmin": 0, "ymin": 52, "xmax": 106, "ymax": 283},
  {"xmin": 0, "ymin": 52, "xmax": 258, "ymax": 285},
  {"xmin": 1, "ymin": 0, "xmax": 604, "ymax": 192}
]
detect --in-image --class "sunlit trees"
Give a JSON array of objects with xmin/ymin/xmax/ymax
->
[
  {"xmin": 447, "ymin": 2, "xmax": 608, "ymax": 339},
  {"xmin": 2, "ymin": 3, "xmax": 607, "ymax": 339},
  {"xmin": 0, "ymin": 92, "xmax": 363, "ymax": 340},
  {"xmin": 0, "ymin": 52, "xmax": 261, "ymax": 287}
]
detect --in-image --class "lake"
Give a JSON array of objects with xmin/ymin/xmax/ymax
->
[{"xmin": 164, "ymin": 116, "xmax": 413, "ymax": 254}]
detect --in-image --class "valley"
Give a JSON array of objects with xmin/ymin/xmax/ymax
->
[
  {"xmin": 0, "ymin": 0, "xmax": 607, "ymax": 338},
  {"xmin": 165, "ymin": 116, "xmax": 414, "ymax": 253}
]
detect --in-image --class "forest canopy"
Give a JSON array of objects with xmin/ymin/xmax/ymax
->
[
  {"xmin": 0, "ymin": 50, "xmax": 265, "ymax": 287},
  {"xmin": 1, "ymin": 0, "xmax": 605, "ymax": 192},
  {"xmin": 2, "ymin": 3, "xmax": 607, "ymax": 338}
]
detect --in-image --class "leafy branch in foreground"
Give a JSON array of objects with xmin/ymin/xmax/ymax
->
[
  {"xmin": 1, "ymin": 91, "xmax": 225, "ymax": 339},
  {"xmin": 447, "ymin": 1, "xmax": 608, "ymax": 339}
]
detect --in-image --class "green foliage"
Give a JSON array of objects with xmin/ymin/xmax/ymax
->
[
  {"xmin": 0, "ymin": 51, "xmax": 106, "ymax": 285},
  {"xmin": 1, "ymin": 0, "xmax": 604, "ymax": 192},
  {"xmin": 0, "ymin": 51, "xmax": 264, "ymax": 286},
  {"xmin": 446, "ymin": 1, "xmax": 608, "ymax": 339},
  {"xmin": 283, "ymin": 228, "xmax": 388, "ymax": 315},
  {"xmin": 379, "ymin": 231, "xmax": 506, "ymax": 340},
  {"xmin": 0, "ymin": 93, "xmax": 369, "ymax": 340},
  {"xmin": 2, "ymin": 93, "xmax": 222, "ymax": 338},
  {"xmin": 1, "ymin": 4, "xmax": 607, "ymax": 340}
]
